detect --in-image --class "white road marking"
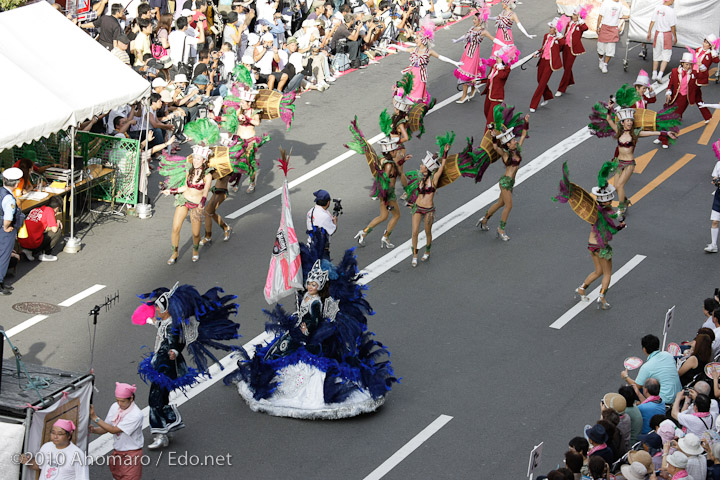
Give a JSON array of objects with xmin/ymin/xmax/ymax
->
[
  {"xmin": 58, "ymin": 284, "xmax": 106, "ymax": 307},
  {"xmin": 224, "ymin": 92, "xmax": 461, "ymax": 221},
  {"xmin": 362, "ymin": 414, "xmax": 454, "ymax": 480},
  {"xmin": 549, "ymin": 254, "xmax": 647, "ymax": 329},
  {"xmin": 6, "ymin": 284, "xmax": 106, "ymax": 338}
]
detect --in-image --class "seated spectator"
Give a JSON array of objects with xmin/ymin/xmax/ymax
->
[
  {"xmin": 597, "ymin": 418, "xmax": 623, "ymax": 461},
  {"xmin": 602, "ymin": 392, "xmax": 630, "ymax": 454},
  {"xmin": 220, "ymin": 42, "xmax": 237, "ymax": 76},
  {"xmin": 690, "ymin": 380, "xmax": 719, "ymax": 417},
  {"xmin": 622, "ymin": 334, "xmax": 682, "ymax": 404},
  {"xmin": 18, "ymin": 196, "xmax": 63, "ymax": 262},
  {"xmin": 568, "ymin": 436, "xmax": 590, "ymax": 477},
  {"xmin": 617, "ymin": 462, "xmax": 647, "ymax": 480},
  {"xmin": 636, "ymin": 378, "xmax": 665, "ymax": 434},
  {"xmin": 171, "ymin": 74, "xmax": 202, "ymax": 122},
  {"xmin": 678, "ymin": 333, "xmax": 713, "ymax": 385},
  {"xmin": 637, "ymin": 430, "xmax": 663, "ymax": 470},
  {"xmin": 331, "ymin": 13, "xmax": 364, "ymax": 68},
  {"xmin": 626, "ymin": 450, "xmax": 653, "ymax": 476},
  {"xmin": 677, "ymin": 433, "xmax": 706, "ymax": 480},
  {"xmin": 587, "ymin": 456, "xmax": 610, "ymax": 480},
  {"xmin": 112, "ymin": 33, "xmax": 131, "ymax": 65},
  {"xmin": 672, "ymin": 391, "xmax": 714, "ymax": 436},
  {"xmin": 656, "ymin": 418, "xmax": 680, "ymax": 446},
  {"xmin": 13, "ymin": 155, "xmax": 59, "ymax": 196},
  {"xmin": 703, "ymin": 439, "xmax": 720, "ymax": 480},
  {"xmin": 564, "ymin": 450, "xmax": 583, "ymax": 480},
  {"xmin": 663, "ymin": 450, "xmax": 690, "ymax": 480},
  {"xmin": 618, "ymin": 385, "xmax": 643, "ymax": 445},
  {"xmin": 703, "ymin": 297, "xmax": 719, "ymax": 329},
  {"xmin": 111, "ymin": 115, "xmax": 136, "ymax": 137},
  {"xmin": 585, "ymin": 424, "xmax": 613, "ymax": 464},
  {"xmin": 253, "ymin": 33, "xmax": 281, "ymax": 85},
  {"xmin": 270, "ymin": 11, "xmax": 287, "ymax": 47},
  {"xmin": 283, "ymin": 37, "xmax": 305, "ymax": 92},
  {"xmin": 709, "ymin": 308, "xmax": 720, "ymax": 357}
]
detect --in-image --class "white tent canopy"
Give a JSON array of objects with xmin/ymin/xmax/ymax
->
[{"xmin": 0, "ymin": 1, "xmax": 151, "ymax": 151}]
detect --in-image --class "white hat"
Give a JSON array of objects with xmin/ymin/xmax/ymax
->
[
  {"xmin": 261, "ymin": 32, "xmax": 273, "ymax": 43},
  {"xmin": 393, "ymin": 95, "xmax": 414, "ymax": 112},
  {"xmin": 678, "ymin": 433, "xmax": 704, "ymax": 456},
  {"xmin": 174, "ymin": 73, "xmax": 188, "ymax": 83},
  {"xmin": 192, "ymin": 145, "xmax": 212, "ymax": 159},
  {"xmin": 573, "ymin": 5, "xmax": 582, "ymax": 14},
  {"xmin": 180, "ymin": 8, "xmax": 194, "ymax": 16},
  {"xmin": 592, "ymin": 184, "xmax": 616, "ymax": 202},
  {"xmin": 378, "ymin": 135, "xmax": 401, "ymax": 153},
  {"xmin": 247, "ymin": 33, "xmax": 260, "ymax": 46},
  {"xmin": 2, "ymin": 167, "xmax": 23, "ymax": 181},
  {"xmin": 667, "ymin": 451, "xmax": 688, "ymax": 469},
  {"xmin": 619, "ymin": 462, "xmax": 647, "ymax": 480},
  {"xmin": 616, "ymin": 108, "xmax": 635, "ymax": 122},
  {"xmin": 160, "ymin": 90, "xmax": 174, "ymax": 103},
  {"xmin": 496, "ymin": 129, "xmax": 515, "ymax": 144},
  {"xmin": 421, "ymin": 151, "xmax": 440, "ymax": 172},
  {"xmin": 680, "ymin": 52, "xmax": 694, "ymax": 64},
  {"xmin": 235, "ymin": 86, "xmax": 258, "ymax": 102},
  {"xmin": 241, "ymin": 54, "xmax": 255, "ymax": 65},
  {"xmin": 548, "ymin": 16, "xmax": 559, "ymax": 28},
  {"xmin": 634, "ymin": 70, "xmax": 650, "ymax": 87},
  {"xmin": 152, "ymin": 77, "xmax": 168, "ymax": 88},
  {"xmin": 707, "ymin": 33, "xmax": 718, "ymax": 44}
]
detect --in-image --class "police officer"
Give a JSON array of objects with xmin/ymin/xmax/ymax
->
[{"xmin": 1, "ymin": 168, "xmax": 26, "ymax": 295}]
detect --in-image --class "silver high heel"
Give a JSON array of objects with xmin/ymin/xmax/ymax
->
[
  {"xmin": 574, "ymin": 286, "xmax": 589, "ymax": 302},
  {"xmin": 411, "ymin": 257, "xmax": 418, "ymax": 267},
  {"xmin": 148, "ymin": 434, "xmax": 169, "ymax": 450},
  {"xmin": 597, "ymin": 294, "xmax": 612, "ymax": 310},
  {"xmin": 354, "ymin": 230, "xmax": 367, "ymax": 246},
  {"xmin": 380, "ymin": 236, "xmax": 394, "ymax": 249},
  {"xmin": 476, "ymin": 216, "xmax": 489, "ymax": 231},
  {"xmin": 421, "ymin": 252, "xmax": 430, "ymax": 262},
  {"xmin": 496, "ymin": 230, "xmax": 510, "ymax": 241}
]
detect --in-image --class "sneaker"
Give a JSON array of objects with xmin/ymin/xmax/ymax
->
[
  {"xmin": 705, "ymin": 244, "xmax": 718, "ymax": 253},
  {"xmin": 555, "ymin": 91, "xmax": 563, "ymax": 97},
  {"xmin": 529, "ymin": 108, "xmax": 536, "ymax": 113},
  {"xmin": 38, "ymin": 254, "xmax": 58, "ymax": 262},
  {"xmin": 317, "ymin": 84, "xmax": 327, "ymax": 92},
  {"xmin": 600, "ymin": 63, "xmax": 608, "ymax": 74},
  {"xmin": 662, "ymin": 144, "xmax": 668, "ymax": 149},
  {"xmin": 599, "ymin": 59, "xmax": 604, "ymax": 69},
  {"xmin": 653, "ymin": 139, "xmax": 661, "ymax": 144},
  {"xmin": 22, "ymin": 249, "xmax": 34, "ymax": 261},
  {"xmin": 325, "ymin": 75, "xmax": 336, "ymax": 83},
  {"xmin": 540, "ymin": 100, "xmax": 549, "ymax": 107}
]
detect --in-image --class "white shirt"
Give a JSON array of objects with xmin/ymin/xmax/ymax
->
[
  {"xmin": 650, "ymin": 4, "xmax": 676, "ymax": 33},
  {"xmin": 169, "ymin": 29, "xmax": 200, "ymax": 65},
  {"xmin": 255, "ymin": 46, "xmax": 275, "ymax": 74},
  {"xmin": 599, "ymin": 0, "xmax": 629, "ymax": 27},
  {"xmin": 105, "ymin": 402, "xmax": 144, "ymax": 451},
  {"xmin": 306, "ymin": 205, "xmax": 336, "ymax": 235},
  {"xmin": 256, "ymin": 0, "xmax": 276, "ymax": 23},
  {"xmin": 678, "ymin": 408, "xmax": 715, "ymax": 437},
  {"xmin": 36, "ymin": 442, "xmax": 89, "ymax": 480},
  {"xmin": 712, "ymin": 161, "xmax": 720, "ymax": 178},
  {"xmin": 287, "ymin": 51, "xmax": 304, "ymax": 73}
]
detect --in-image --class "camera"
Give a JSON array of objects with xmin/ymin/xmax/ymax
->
[
  {"xmin": 683, "ymin": 388, "xmax": 690, "ymax": 396},
  {"xmin": 713, "ymin": 177, "xmax": 720, "ymax": 188},
  {"xmin": 332, "ymin": 198, "xmax": 343, "ymax": 216}
]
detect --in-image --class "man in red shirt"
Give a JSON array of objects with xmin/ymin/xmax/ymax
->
[{"xmin": 18, "ymin": 196, "xmax": 62, "ymax": 262}]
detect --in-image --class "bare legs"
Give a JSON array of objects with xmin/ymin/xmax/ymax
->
[
  {"xmin": 411, "ymin": 210, "xmax": 434, "ymax": 265},
  {"xmin": 614, "ymin": 165, "xmax": 634, "ymax": 212},
  {"xmin": 169, "ymin": 205, "xmax": 204, "ymax": 263},
  {"xmin": 482, "ymin": 188, "xmax": 513, "ymax": 238},
  {"xmin": 360, "ymin": 200, "xmax": 401, "ymax": 248},
  {"xmin": 578, "ymin": 252, "xmax": 613, "ymax": 308},
  {"xmin": 203, "ymin": 192, "xmax": 231, "ymax": 242}
]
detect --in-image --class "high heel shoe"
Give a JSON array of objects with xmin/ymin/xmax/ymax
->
[
  {"xmin": 496, "ymin": 229, "xmax": 510, "ymax": 241},
  {"xmin": 411, "ymin": 257, "xmax": 418, "ymax": 267},
  {"xmin": 475, "ymin": 216, "xmax": 489, "ymax": 231},
  {"xmin": 167, "ymin": 255, "xmax": 177, "ymax": 265},
  {"xmin": 597, "ymin": 294, "xmax": 611, "ymax": 310},
  {"xmin": 380, "ymin": 236, "xmax": 394, "ymax": 249},
  {"xmin": 421, "ymin": 252, "xmax": 430, "ymax": 262},
  {"xmin": 574, "ymin": 286, "xmax": 589, "ymax": 302},
  {"xmin": 223, "ymin": 226, "xmax": 232, "ymax": 241},
  {"xmin": 354, "ymin": 230, "xmax": 367, "ymax": 246},
  {"xmin": 192, "ymin": 248, "xmax": 200, "ymax": 262},
  {"xmin": 199, "ymin": 235, "xmax": 212, "ymax": 246},
  {"xmin": 455, "ymin": 96, "xmax": 469, "ymax": 104}
]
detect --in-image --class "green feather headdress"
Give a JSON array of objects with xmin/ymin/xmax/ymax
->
[
  {"xmin": 232, "ymin": 65, "xmax": 254, "ymax": 88},
  {"xmin": 396, "ymin": 72, "xmax": 414, "ymax": 98},
  {"xmin": 184, "ymin": 119, "xmax": 220, "ymax": 146},
  {"xmin": 597, "ymin": 160, "xmax": 618, "ymax": 189},
  {"xmin": 614, "ymin": 83, "xmax": 641, "ymax": 108},
  {"xmin": 221, "ymin": 107, "xmax": 240, "ymax": 135},
  {"xmin": 379, "ymin": 109, "xmax": 393, "ymax": 136},
  {"xmin": 435, "ymin": 131, "xmax": 456, "ymax": 153},
  {"xmin": 493, "ymin": 104, "xmax": 506, "ymax": 132}
]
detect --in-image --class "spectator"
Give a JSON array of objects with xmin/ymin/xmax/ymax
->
[
  {"xmin": 703, "ymin": 439, "xmax": 720, "ymax": 480},
  {"xmin": 155, "ymin": 13, "xmax": 173, "ymax": 52},
  {"xmin": 638, "ymin": 430, "xmax": 663, "ymax": 470},
  {"xmin": 621, "ymin": 334, "xmax": 682, "ymax": 404},
  {"xmin": 0, "ymin": 168, "xmax": 24, "ymax": 295},
  {"xmin": 224, "ymin": 11, "xmax": 242, "ymax": 53},
  {"xmin": 137, "ymin": 2, "xmax": 152, "ymax": 21},
  {"xmin": 626, "ymin": 451, "xmax": 653, "ymax": 476},
  {"xmin": 602, "ymin": 392, "xmax": 630, "ymax": 453},
  {"xmin": 113, "ymin": 33, "xmax": 131, "ymax": 64},
  {"xmin": 587, "ymin": 456, "xmax": 610, "ymax": 480},
  {"xmin": 585, "ymin": 424, "xmax": 613, "ymax": 464},
  {"xmin": 331, "ymin": 13, "xmax": 363, "ymax": 68},
  {"xmin": 678, "ymin": 333, "xmax": 713, "ymax": 385},
  {"xmin": 232, "ymin": 1, "xmax": 255, "ymax": 60},
  {"xmin": 149, "ymin": 0, "xmax": 168, "ymax": 15},
  {"xmin": 564, "ymin": 450, "xmax": 583, "ymax": 480},
  {"xmin": 656, "ymin": 418, "xmax": 679, "ymax": 446},
  {"xmin": 618, "ymin": 385, "xmax": 643, "ymax": 444},
  {"xmin": 283, "ymin": 37, "xmax": 305, "ymax": 92},
  {"xmin": 20, "ymin": 420, "xmax": 89, "ymax": 478},
  {"xmin": 133, "ymin": 19, "xmax": 153, "ymax": 67},
  {"xmin": 663, "ymin": 450, "xmax": 690, "ymax": 480},
  {"xmin": 677, "ymin": 433, "xmax": 706, "ymax": 480},
  {"xmin": 220, "ymin": 42, "xmax": 237, "ymax": 76},
  {"xmin": 691, "ymin": 380, "xmax": 719, "ymax": 417},
  {"xmin": 270, "ymin": 11, "xmax": 287, "ymax": 47},
  {"xmin": 253, "ymin": 33, "xmax": 281, "ymax": 85},
  {"xmin": 129, "ymin": 93, "xmax": 174, "ymax": 148},
  {"xmin": 169, "ymin": 16, "xmax": 205, "ymax": 67},
  {"xmin": 672, "ymin": 391, "xmax": 714, "ymax": 436},
  {"xmin": 18, "ymin": 196, "xmax": 63, "ymax": 262},
  {"xmin": 82, "ymin": 3, "xmax": 124, "ymax": 50},
  {"xmin": 172, "ymin": 74, "xmax": 203, "ymax": 122},
  {"xmin": 568, "ymin": 436, "xmax": 590, "ymax": 477},
  {"xmin": 597, "ymin": 418, "xmax": 623, "ymax": 461},
  {"xmin": 617, "ymin": 462, "xmax": 647, "ymax": 480},
  {"xmin": 704, "ymin": 298, "xmax": 720, "ymax": 328},
  {"xmin": 636, "ymin": 378, "xmax": 665, "ymax": 433}
]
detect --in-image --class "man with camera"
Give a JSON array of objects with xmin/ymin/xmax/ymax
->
[
  {"xmin": 306, "ymin": 190, "xmax": 341, "ymax": 255},
  {"xmin": 331, "ymin": 13, "xmax": 364, "ymax": 68}
]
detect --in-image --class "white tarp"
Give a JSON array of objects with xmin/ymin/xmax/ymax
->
[
  {"xmin": 0, "ymin": 1, "xmax": 151, "ymax": 151},
  {"xmin": 628, "ymin": 0, "xmax": 720, "ymax": 48}
]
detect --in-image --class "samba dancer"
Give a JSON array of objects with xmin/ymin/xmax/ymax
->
[
  {"xmin": 554, "ymin": 161, "xmax": 626, "ymax": 310},
  {"xmin": 490, "ymin": 0, "xmax": 536, "ymax": 57},
  {"xmin": 529, "ymin": 17, "xmax": 566, "ymax": 112},
  {"xmin": 453, "ymin": 8, "xmax": 497, "ymax": 104},
  {"xmin": 131, "ymin": 283, "xmax": 240, "ymax": 448},
  {"xmin": 476, "ymin": 105, "xmax": 529, "ymax": 241},
  {"xmin": 556, "ymin": 6, "xmax": 589, "ymax": 97},
  {"xmin": 390, "ymin": 74, "xmax": 415, "ymax": 194}
]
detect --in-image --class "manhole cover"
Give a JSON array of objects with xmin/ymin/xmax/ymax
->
[{"xmin": 12, "ymin": 302, "xmax": 61, "ymax": 315}]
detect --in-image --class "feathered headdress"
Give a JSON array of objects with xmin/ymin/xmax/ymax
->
[
  {"xmin": 555, "ymin": 15, "xmax": 570, "ymax": 33},
  {"xmin": 379, "ymin": 109, "xmax": 393, "ymax": 136},
  {"xmin": 418, "ymin": 16, "xmax": 435, "ymax": 44},
  {"xmin": 596, "ymin": 161, "xmax": 617, "ymax": 190},
  {"xmin": 613, "ymin": 83, "xmax": 641, "ymax": 108},
  {"xmin": 713, "ymin": 139, "xmax": 720, "ymax": 162},
  {"xmin": 492, "ymin": 104, "xmax": 524, "ymax": 134},
  {"xmin": 576, "ymin": 4, "xmax": 593, "ymax": 19},
  {"xmin": 435, "ymin": 131, "xmax": 456, "ymax": 154},
  {"xmin": 232, "ymin": 64, "xmax": 255, "ymax": 88},
  {"xmin": 184, "ymin": 119, "xmax": 220, "ymax": 146},
  {"xmin": 477, "ymin": 6, "xmax": 490, "ymax": 22},
  {"xmin": 496, "ymin": 45, "xmax": 520, "ymax": 65},
  {"xmin": 396, "ymin": 72, "xmax": 414, "ymax": 98},
  {"xmin": 706, "ymin": 34, "xmax": 720, "ymax": 51}
]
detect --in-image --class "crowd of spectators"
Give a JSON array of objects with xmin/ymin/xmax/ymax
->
[{"xmin": 539, "ymin": 291, "xmax": 720, "ymax": 480}]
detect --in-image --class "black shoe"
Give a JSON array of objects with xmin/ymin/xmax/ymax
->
[
  {"xmin": 0, "ymin": 287, "xmax": 12, "ymax": 296},
  {"xmin": 175, "ymin": 132, "xmax": 187, "ymax": 144},
  {"xmin": 0, "ymin": 282, "xmax": 14, "ymax": 291}
]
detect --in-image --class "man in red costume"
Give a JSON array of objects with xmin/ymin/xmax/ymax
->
[
  {"xmin": 556, "ymin": 8, "xmax": 587, "ymax": 97},
  {"xmin": 530, "ymin": 18, "xmax": 565, "ymax": 112}
]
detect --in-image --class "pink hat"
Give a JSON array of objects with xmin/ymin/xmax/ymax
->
[
  {"xmin": 115, "ymin": 382, "xmax": 137, "ymax": 398},
  {"xmin": 657, "ymin": 419, "xmax": 680, "ymax": 443},
  {"xmin": 53, "ymin": 419, "xmax": 76, "ymax": 433}
]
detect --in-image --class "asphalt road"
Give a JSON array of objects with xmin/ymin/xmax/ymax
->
[{"xmin": 3, "ymin": 1, "xmax": 720, "ymax": 478}]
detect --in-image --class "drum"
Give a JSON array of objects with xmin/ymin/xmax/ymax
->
[
  {"xmin": 365, "ymin": 146, "xmax": 380, "ymax": 177},
  {"xmin": 255, "ymin": 89, "xmax": 283, "ymax": 120},
  {"xmin": 633, "ymin": 108, "xmax": 657, "ymax": 131},
  {"xmin": 209, "ymin": 146, "xmax": 232, "ymax": 179},
  {"xmin": 407, "ymin": 103, "xmax": 429, "ymax": 135},
  {"xmin": 568, "ymin": 183, "xmax": 598, "ymax": 224},
  {"xmin": 437, "ymin": 154, "xmax": 460, "ymax": 188},
  {"xmin": 478, "ymin": 130, "xmax": 500, "ymax": 164}
]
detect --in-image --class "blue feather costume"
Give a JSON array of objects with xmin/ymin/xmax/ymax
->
[
  {"xmin": 135, "ymin": 285, "xmax": 240, "ymax": 434},
  {"xmin": 224, "ymin": 231, "xmax": 398, "ymax": 419}
]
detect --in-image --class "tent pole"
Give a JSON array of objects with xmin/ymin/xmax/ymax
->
[{"xmin": 70, "ymin": 125, "xmax": 75, "ymax": 240}]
